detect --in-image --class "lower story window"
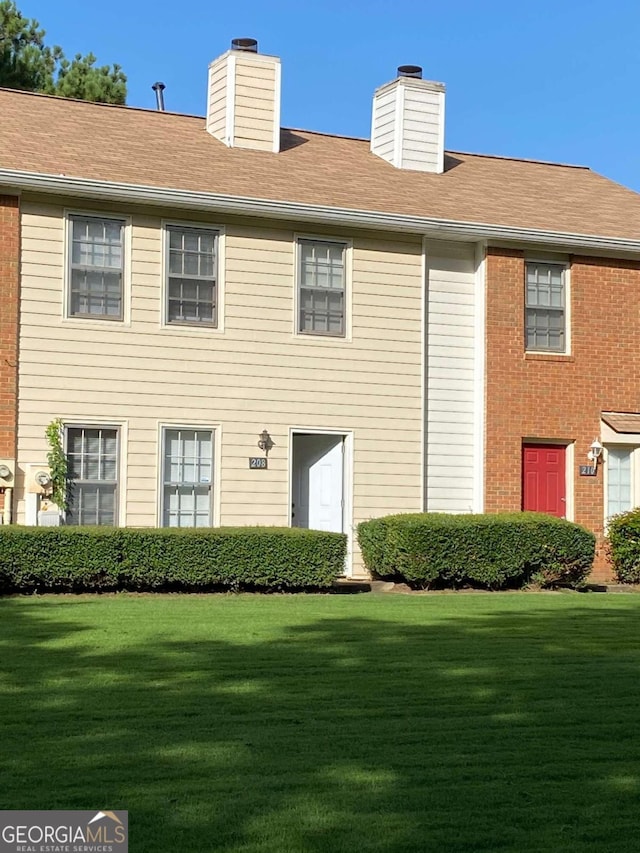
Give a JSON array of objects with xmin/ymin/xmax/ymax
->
[
  {"xmin": 606, "ymin": 446, "xmax": 633, "ymax": 519},
  {"xmin": 66, "ymin": 426, "xmax": 119, "ymax": 525},
  {"xmin": 162, "ymin": 428, "xmax": 213, "ymax": 527}
]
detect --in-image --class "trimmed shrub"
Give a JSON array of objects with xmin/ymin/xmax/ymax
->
[
  {"xmin": 358, "ymin": 512, "xmax": 595, "ymax": 590},
  {"xmin": 606, "ymin": 508, "xmax": 640, "ymax": 583},
  {"xmin": 0, "ymin": 526, "xmax": 346, "ymax": 594},
  {"xmin": 0, "ymin": 527, "xmax": 122, "ymax": 593},
  {"xmin": 357, "ymin": 514, "xmax": 392, "ymax": 578}
]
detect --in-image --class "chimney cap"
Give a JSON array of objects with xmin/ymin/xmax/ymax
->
[
  {"xmin": 231, "ymin": 37, "xmax": 258, "ymax": 53},
  {"xmin": 151, "ymin": 81, "xmax": 166, "ymax": 111},
  {"xmin": 397, "ymin": 65, "xmax": 423, "ymax": 79}
]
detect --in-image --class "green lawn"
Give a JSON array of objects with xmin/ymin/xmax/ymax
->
[{"xmin": 2, "ymin": 593, "xmax": 640, "ymax": 852}]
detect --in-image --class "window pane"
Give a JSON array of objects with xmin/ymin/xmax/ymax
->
[
  {"xmin": 525, "ymin": 263, "xmax": 566, "ymax": 352},
  {"xmin": 71, "ymin": 219, "xmax": 123, "ymax": 260},
  {"xmin": 184, "ymin": 252, "xmax": 199, "ymax": 276},
  {"xmin": 199, "ymin": 233, "xmax": 215, "ymax": 254},
  {"xmin": 200, "ymin": 254, "xmax": 214, "ymax": 278},
  {"xmin": 70, "ymin": 216, "xmax": 124, "ymax": 319},
  {"xmin": 525, "ymin": 307, "xmax": 564, "ymax": 352},
  {"xmin": 169, "ymin": 230, "xmax": 183, "ymax": 250},
  {"xmin": 168, "ymin": 279, "xmax": 215, "ymax": 324},
  {"xmin": 537, "ymin": 282, "xmax": 551, "ymax": 307},
  {"xmin": 184, "ymin": 232, "xmax": 199, "ymax": 252},
  {"xmin": 298, "ymin": 240, "xmax": 346, "ymax": 336},
  {"xmin": 162, "ymin": 429, "xmax": 213, "ymax": 527},
  {"xmin": 607, "ymin": 447, "xmax": 633, "ymax": 519},
  {"xmin": 550, "ymin": 284, "xmax": 563, "ymax": 308},
  {"xmin": 526, "ymin": 283, "xmax": 538, "ymax": 305},
  {"xmin": 66, "ymin": 427, "xmax": 118, "ymax": 526},
  {"xmin": 182, "ymin": 282, "xmax": 198, "ymax": 302},
  {"xmin": 166, "ymin": 227, "xmax": 217, "ymax": 327},
  {"xmin": 87, "ymin": 220, "xmax": 102, "ymax": 241}
]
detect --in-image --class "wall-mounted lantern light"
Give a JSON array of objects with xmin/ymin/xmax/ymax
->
[
  {"xmin": 257, "ymin": 429, "xmax": 274, "ymax": 455},
  {"xmin": 587, "ymin": 439, "xmax": 603, "ymax": 464}
]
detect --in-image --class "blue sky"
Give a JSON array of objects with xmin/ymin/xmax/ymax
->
[{"xmin": 24, "ymin": 0, "xmax": 640, "ymax": 191}]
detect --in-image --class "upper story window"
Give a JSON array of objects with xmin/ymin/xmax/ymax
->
[
  {"xmin": 166, "ymin": 226, "xmax": 218, "ymax": 326},
  {"xmin": 525, "ymin": 261, "xmax": 567, "ymax": 352},
  {"xmin": 69, "ymin": 215, "xmax": 125, "ymax": 319},
  {"xmin": 298, "ymin": 239, "xmax": 346, "ymax": 337}
]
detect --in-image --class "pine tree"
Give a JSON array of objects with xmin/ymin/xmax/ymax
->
[{"xmin": 0, "ymin": 1, "xmax": 126, "ymax": 104}]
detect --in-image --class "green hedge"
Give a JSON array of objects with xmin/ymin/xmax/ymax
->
[
  {"xmin": 606, "ymin": 508, "xmax": 640, "ymax": 583},
  {"xmin": 358, "ymin": 512, "xmax": 595, "ymax": 589},
  {"xmin": 0, "ymin": 526, "xmax": 347, "ymax": 593}
]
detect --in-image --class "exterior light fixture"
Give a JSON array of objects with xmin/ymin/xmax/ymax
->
[
  {"xmin": 587, "ymin": 439, "xmax": 603, "ymax": 463},
  {"xmin": 257, "ymin": 429, "xmax": 274, "ymax": 455}
]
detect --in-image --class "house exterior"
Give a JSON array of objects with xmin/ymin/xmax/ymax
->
[{"xmin": 1, "ymin": 39, "xmax": 640, "ymax": 578}]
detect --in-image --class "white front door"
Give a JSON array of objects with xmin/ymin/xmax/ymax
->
[{"xmin": 292, "ymin": 434, "xmax": 344, "ymax": 532}]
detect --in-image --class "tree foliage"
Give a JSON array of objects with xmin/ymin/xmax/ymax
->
[
  {"xmin": 45, "ymin": 418, "xmax": 68, "ymax": 511},
  {"xmin": 0, "ymin": 1, "xmax": 126, "ymax": 103}
]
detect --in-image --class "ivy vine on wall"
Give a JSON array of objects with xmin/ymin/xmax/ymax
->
[{"xmin": 45, "ymin": 418, "xmax": 68, "ymax": 511}]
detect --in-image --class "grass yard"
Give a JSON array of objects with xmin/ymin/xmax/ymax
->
[{"xmin": 2, "ymin": 593, "xmax": 640, "ymax": 852}]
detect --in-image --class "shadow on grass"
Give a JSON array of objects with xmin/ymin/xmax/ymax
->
[{"xmin": 2, "ymin": 597, "xmax": 640, "ymax": 852}]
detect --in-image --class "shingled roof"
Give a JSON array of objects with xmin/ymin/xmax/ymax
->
[{"xmin": 1, "ymin": 87, "xmax": 640, "ymax": 241}]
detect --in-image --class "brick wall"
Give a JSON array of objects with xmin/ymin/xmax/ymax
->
[
  {"xmin": 0, "ymin": 195, "xmax": 20, "ymax": 517},
  {"xmin": 485, "ymin": 247, "xmax": 640, "ymax": 579}
]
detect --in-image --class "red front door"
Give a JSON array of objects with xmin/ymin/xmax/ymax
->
[{"xmin": 522, "ymin": 444, "xmax": 566, "ymax": 518}]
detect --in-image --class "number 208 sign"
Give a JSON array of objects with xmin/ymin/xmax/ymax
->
[{"xmin": 249, "ymin": 457, "xmax": 267, "ymax": 469}]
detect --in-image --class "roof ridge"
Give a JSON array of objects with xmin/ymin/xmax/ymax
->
[
  {"xmin": 0, "ymin": 88, "xmax": 591, "ymax": 169},
  {"xmin": 284, "ymin": 126, "xmax": 369, "ymax": 143},
  {"xmin": 0, "ymin": 86, "xmax": 203, "ymax": 120},
  {"xmin": 447, "ymin": 149, "xmax": 589, "ymax": 170}
]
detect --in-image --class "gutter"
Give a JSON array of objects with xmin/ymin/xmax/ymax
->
[{"xmin": 1, "ymin": 168, "xmax": 639, "ymax": 255}]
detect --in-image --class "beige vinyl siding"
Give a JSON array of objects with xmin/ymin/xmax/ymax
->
[
  {"xmin": 233, "ymin": 56, "xmax": 278, "ymax": 152},
  {"xmin": 206, "ymin": 60, "xmax": 229, "ymax": 142},
  {"xmin": 425, "ymin": 239, "xmax": 476, "ymax": 512},
  {"xmin": 16, "ymin": 198, "xmax": 424, "ymax": 574}
]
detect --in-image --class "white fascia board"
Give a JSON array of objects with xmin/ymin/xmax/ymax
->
[{"xmin": 2, "ymin": 168, "xmax": 640, "ymax": 255}]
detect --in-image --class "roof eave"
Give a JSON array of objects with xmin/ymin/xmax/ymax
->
[{"xmin": 1, "ymin": 168, "xmax": 639, "ymax": 255}]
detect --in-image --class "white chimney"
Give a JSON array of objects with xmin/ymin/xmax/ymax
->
[
  {"xmin": 206, "ymin": 38, "xmax": 281, "ymax": 153},
  {"xmin": 371, "ymin": 65, "xmax": 445, "ymax": 173}
]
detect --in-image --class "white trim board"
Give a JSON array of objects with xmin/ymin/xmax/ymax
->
[
  {"xmin": 287, "ymin": 427, "xmax": 354, "ymax": 576},
  {"xmin": 3, "ymin": 169, "xmax": 640, "ymax": 255},
  {"xmin": 473, "ymin": 241, "xmax": 486, "ymax": 512}
]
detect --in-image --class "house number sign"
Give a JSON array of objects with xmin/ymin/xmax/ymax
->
[
  {"xmin": 249, "ymin": 457, "xmax": 268, "ymax": 469},
  {"xmin": 579, "ymin": 465, "xmax": 597, "ymax": 477}
]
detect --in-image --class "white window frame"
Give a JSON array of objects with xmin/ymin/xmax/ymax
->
[
  {"xmin": 604, "ymin": 443, "xmax": 640, "ymax": 525},
  {"xmin": 157, "ymin": 423, "xmax": 220, "ymax": 528},
  {"xmin": 63, "ymin": 421, "xmax": 126, "ymax": 526},
  {"xmin": 524, "ymin": 258, "xmax": 570, "ymax": 355},
  {"xmin": 161, "ymin": 220, "xmax": 226, "ymax": 333},
  {"xmin": 294, "ymin": 234, "xmax": 352, "ymax": 341},
  {"xmin": 63, "ymin": 209, "xmax": 132, "ymax": 325}
]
